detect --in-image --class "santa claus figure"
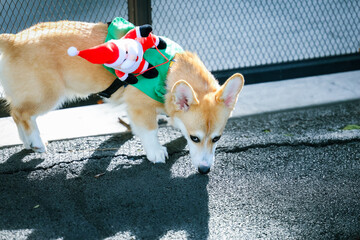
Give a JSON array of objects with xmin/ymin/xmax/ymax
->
[{"xmin": 67, "ymin": 24, "xmax": 166, "ymax": 84}]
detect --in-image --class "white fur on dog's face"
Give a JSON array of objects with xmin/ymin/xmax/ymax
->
[
  {"xmin": 173, "ymin": 117, "xmax": 220, "ymax": 169},
  {"xmin": 168, "ymin": 73, "xmax": 244, "ymax": 171}
]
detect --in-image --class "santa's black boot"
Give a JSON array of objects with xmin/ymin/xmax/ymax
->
[
  {"xmin": 139, "ymin": 24, "xmax": 152, "ymax": 37},
  {"xmin": 157, "ymin": 37, "xmax": 167, "ymax": 50},
  {"xmin": 124, "ymin": 74, "xmax": 138, "ymax": 84},
  {"xmin": 142, "ymin": 64, "xmax": 159, "ymax": 79}
]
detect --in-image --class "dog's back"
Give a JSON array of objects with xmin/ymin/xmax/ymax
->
[{"xmin": 0, "ymin": 21, "xmax": 116, "ymax": 102}]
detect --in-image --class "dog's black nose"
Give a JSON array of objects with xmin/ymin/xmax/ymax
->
[{"xmin": 198, "ymin": 166, "xmax": 210, "ymax": 175}]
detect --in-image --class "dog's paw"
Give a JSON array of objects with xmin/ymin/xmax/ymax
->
[
  {"xmin": 30, "ymin": 142, "xmax": 47, "ymax": 153},
  {"xmin": 146, "ymin": 145, "xmax": 168, "ymax": 163},
  {"xmin": 29, "ymin": 137, "xmax": 48, "ymax": 153},
  {"xmin": 27, "ymin": 131, "xmax": 47, "ymax": 153},
  {"xmin": 23, "ymin": 137, "xmax": 47, "ymax": 153}
]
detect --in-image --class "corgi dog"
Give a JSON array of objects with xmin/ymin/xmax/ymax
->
[{"xmin": 0, "ymin": 20, "xmax": 244, "ymax": 174}]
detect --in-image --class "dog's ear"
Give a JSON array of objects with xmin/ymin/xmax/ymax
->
[
  {"xmin": 171, "ymin": 80, "xmax": 199, "ymax": 111},
  {"xmin": 215, "ymin": 73, "xmax": 244, "ymax": 109}
]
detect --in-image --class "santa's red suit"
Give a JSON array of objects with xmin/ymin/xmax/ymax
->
[{"xmin": 67, "ymin": 26, "xmax": 160, "ymax": 81}]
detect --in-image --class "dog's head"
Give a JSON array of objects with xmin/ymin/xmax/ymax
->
[{"xmin": 166, "ymin": 60, "xmax": 244, "ymax": 174}]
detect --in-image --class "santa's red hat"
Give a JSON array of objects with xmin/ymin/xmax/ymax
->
[{"xmin": 67, "ymin": 41, "xmax": 126, "ymax": 67}]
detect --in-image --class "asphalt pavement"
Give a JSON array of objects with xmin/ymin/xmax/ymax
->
[{"xmin": 0, "ymin": 99, "xmax": 359, "ymax": 239}]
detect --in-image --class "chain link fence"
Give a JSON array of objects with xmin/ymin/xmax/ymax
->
[
  {"xmin": 0, "ymin": 0, "xmax": 128, "ymax": 33},
  {"xmin": 0, "ymin": 0, "xmax": 359, "ymax": 97},
  {"xmin": 152, "ymin": 0, "xmax": 360, "ymax": 72},
  {"xmin": 1, "ymin": 0, "xmax": 359, "ymax": 71}
]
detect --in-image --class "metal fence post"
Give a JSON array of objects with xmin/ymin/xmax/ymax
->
[{"xmin": 128, "ymin": 0, "xmax": 152, "ymax": 25}]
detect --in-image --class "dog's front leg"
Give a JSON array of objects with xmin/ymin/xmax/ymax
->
[
  {"xmin": 124, "ymin": 88, "xmax": 168, "ymax": 163},
  {"xmin": 130, "ymin": 122, "xmax": 168, "ymax": 163}
]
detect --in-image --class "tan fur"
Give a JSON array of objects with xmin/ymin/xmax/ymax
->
[
  {"xmin": 0, "ymin": 20, "xmax": 244, "ymax": 169},
  {"xmin": 123, "ymin": 85, "xmax": 163, "ymax": 130},
  {"xmin": 165, "ymin": 53, "xmax": 244, "ymax": 149}
]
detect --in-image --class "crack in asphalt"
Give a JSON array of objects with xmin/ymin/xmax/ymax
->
[
  {"xmin": 218, "ymin": 137, "xmax": 360, "ymax": 154},
  {"xmin": 1, "ymin": 137, "xmax": 359, "ymax": 176}
]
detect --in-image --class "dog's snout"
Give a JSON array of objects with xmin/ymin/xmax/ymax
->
[{"xmin": 198, "ymin": 165, "xmax": 210, "ymax": 175}]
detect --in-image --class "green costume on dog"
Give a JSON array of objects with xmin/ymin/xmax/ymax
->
[{"xmin": 104, "ymin": 17, "xmax": 184, "ymax": 103}]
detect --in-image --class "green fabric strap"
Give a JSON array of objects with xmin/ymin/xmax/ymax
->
[{"xmin": 103, "ymin": 17, "xmax": 184, "ymax": 103}]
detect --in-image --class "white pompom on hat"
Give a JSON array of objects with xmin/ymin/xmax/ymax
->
[{"xmin": 67, "ymin": 46, "xmax": 79, "ymax": 56}]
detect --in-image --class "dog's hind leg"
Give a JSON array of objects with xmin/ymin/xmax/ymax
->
[{"xmin": 11, "ymin": 105, "xmax": 48, "ymax": 153}]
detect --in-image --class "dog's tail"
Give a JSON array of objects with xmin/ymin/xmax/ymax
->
[{"xmin": 0, "ymin": 34, "xmax": 15, "ymax": 53}]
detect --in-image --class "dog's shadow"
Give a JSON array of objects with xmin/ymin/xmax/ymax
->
[{"xmin": 0, "ymin": 132, "xmax": 210, "ymax": 239}]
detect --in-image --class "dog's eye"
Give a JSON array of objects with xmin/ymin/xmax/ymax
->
[
  {"xmin": 190, "ymin": 135, "xmax": 200, "ymax": 143},
  {"xmin": 212, "ymin": 136, "xmax": 221, "ymax": 143}
]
